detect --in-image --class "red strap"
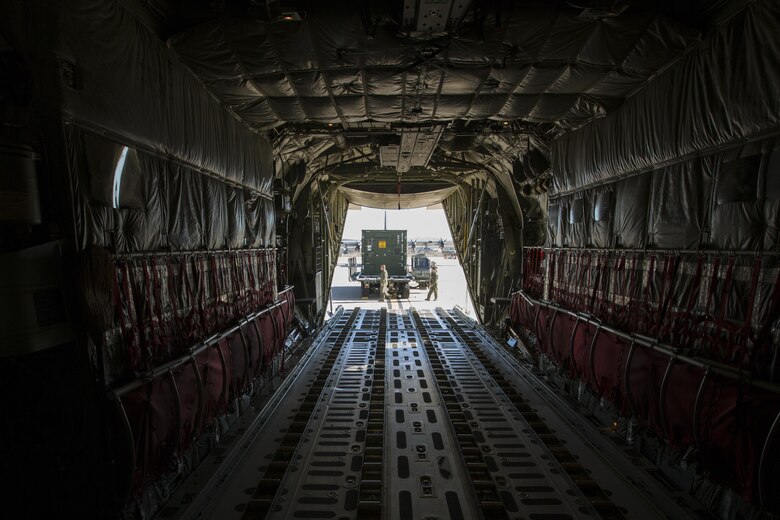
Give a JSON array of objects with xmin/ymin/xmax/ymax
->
[
  {"xmin": 250, "ymin": 317, "xmax": 265, "ymax": 370},
  {"xmin": 717, "ymin": 254, "xmax": 736, "ymax": 323},
  {"xmin": 568, "ymin": 251, "xmax": 577, "ymax": 306},
  {"xmin": 150, "ymin": 257, "xmax": 169, "ymax": 346},
  {"xmin": 677, "ymin": 254, "xmax": 705, "ymax": 347},
  {"xmin": 698, "ymin": 254, "xmax": 723, "ymax": 358},
  {"xmin": 577, "ymin": 252, "xmax": 590, "ymax": 311},
  {"xmin": 197, "ymin": 255, "xmax": 212, "ymax": 332},
  {"xmin": 685, "ymin": 255, "xmax": 705, "ymax": 314},
  {"xmin": 556, "ymin": 250, "xmax": 565, "ymax": 302},
  {"xmin": 599, "ymin": 252, "xmax": 612, "ymax": 315},
  {"xmin": 254, "ymin": 251, "xmax": 262, "ymax": 306},
  {"xmin": 588, "ymin": 253, "xmax": 602, "ymax": 313},
  {"xmin": 738, "ymin": 256, "xmax": 762, "ymax": 363},
  {"xmin": 210, "ymin": 255, "xmax": 224, "ymax": 327},
  {"xmin": 609, "ymin": 254, "xmax": 625, "ymax": 322},
  {"xmin": 547, "ymin": 250, "xmax": 555, "ymax": 299},
  {"xmin": 271, "ymin": 249, "xmax": 278, "ymax": 298},
  {"xmin": 533, "ymin": 248, "xmax": 542, "ymax": 297},
  {"xmin": 229, "ymin": 252, "xmax": 242, "ymax": 316},
  {"xmin": 581, "ymin": 252, "xmax": 591, "ymax": 311},
  {"xmin": 755, "ymin": 263, "xmax": 780, "ymax": 361},
  {"xmin": 523, "ymin": 250, "xmax": 531, "ymax": 291},
  {"xmin": 125, "ymin": 261, "xmax": 144, "ymax": 366},
  {"xmin": 705, "ymin": 255, "xmax": 722, "ymax": 319},
  {"xmin": 165, "ymin": 256, "xmax": 181, "ymax": 347},
  {"xmin": 628, "ymin": 253, "xmax": 639, "ymax": 323},
  {"xmin": 246, "ymin": 251, "xmax": 258, "ymax": 310},
  {"xmin": 657, "ymin": 255, "xmax": 671, "ymax": 317},
  {"xmin": 259, "ymin": 250, "xmax": 266, "ymax": 304},
  {"xmin": 547, "ymin": 251, "xmax": 555, "ymax": 301},
  {"xmin": 140, "ymin": 259, "xmax": 160, "ymax": 362},
  {"xmin": 267, "ymin": 249, "xmax": 274, "ymax": 303},
  {"xmin": 239, "ymin": 253, "xmax": 248, "ymax": 313},
  {"xmin": 566, "ymin": 251, "xmax": 576, "ymax": 303},
  {"xmin": 268, "ymin": 307, "xmax": 281, "ymax": 373},
  {"xmin": 114, "ymin": 260, "xmax": 141, "ymax": 368},
  {"xmin": 593, "ymin": 253, "xmax": 604, "ymax": 315},
  {"xmin": 719, "ymin": 256, "xmax": 739, "ymax": 359},
  {"xmin": 657, "ymin": 254, "xmax": 680, "ymax": 340},
  {"xmin": 642, "ymin": 254, "xmax": 656, "ymax": 309},
  {"xmin": 261, "ymin": 250, "xmax": 269, "ymax": 304},
  {"xmin": 638, "ymin": 254, "xmax": 655, "ymax": 333},
  {"xmin": 178, "ymin": 256, "xmax": 197, "ymax": 339}
]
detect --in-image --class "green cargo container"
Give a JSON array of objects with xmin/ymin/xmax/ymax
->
[
  {"xmin": 356, "ymin": 230, "xmax": 413, "ymax": 298},
  {"xmin": 361, "ymin": 230, "xmax": 407, "ymax": 276}
]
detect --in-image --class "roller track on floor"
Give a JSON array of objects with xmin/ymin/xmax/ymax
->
[{"xmin": 165, "ymin": 307, "xmax": 708, "ymax": 520}]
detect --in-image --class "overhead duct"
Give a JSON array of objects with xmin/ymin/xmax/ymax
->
[
  {"xmin": 525, "ymin": 148, "xmax": 550, "ymax": 178},
  {"xmin": 439, "ymin": 133, "xmax": 478, "ymax": 152},
  {"xmin": 512, "ymin": 157, "xmax": 528, "ymax": 182},
  {"xmin": 512, "ymin": 148, "xmax": 550, "ymax": 183}
]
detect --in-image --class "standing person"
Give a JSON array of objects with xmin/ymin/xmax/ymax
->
[
  {"xmin": 425, "ymin": 263, "xmax": 438, "ymax": 301},
  {"xmin": 379, "ymin": 264, "xmax": 389, "ymax": 301}
]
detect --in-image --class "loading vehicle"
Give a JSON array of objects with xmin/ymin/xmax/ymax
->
[{"xmin": 410, "ymin": 253, "xmax": 433, "ymax": 288}]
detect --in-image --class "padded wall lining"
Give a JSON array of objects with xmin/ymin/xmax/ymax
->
[
  {"xmin": 549, "ymin": 136, "xmax": 780, "ymax": 252},
  {"xmin": 50, "ymin": 0, "xmax": 275, "ymax": 195},
  {"xmin": 551, "ymin": 1, "xmax": 780, "ymax": 195},
  {"xmin": 67, "ymin": 125, "xmax": 276, "ymax": 253}
]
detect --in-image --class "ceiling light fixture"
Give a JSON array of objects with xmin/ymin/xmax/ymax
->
[{"xmin": 277, "ymin": 12, "xmax": 302, "ymax": 22}]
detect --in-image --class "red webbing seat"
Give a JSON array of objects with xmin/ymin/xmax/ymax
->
[
  {"xmin": 549, "ymin": 312, "xmax": 577, "ymax": 367},
  {"xmin": 172, "ymin": 360, "xmax": 201, "ymax": 450},
  {"xmin": 123, "ymin": 378, "xmax": 177, "ymax": 494},
  {"xmin": 571, "ymin": 321, "xmax": 596, "ymax": 381},
  {"xmin": 624, "ymin": 346, "xmax": 666, "ymax": 435},
  {"xmin": 697, "ymin": 377, "xmax": 780, "ymax": 504},
  {"xmin": 227, "ymin": 333, "xmax": 248, "ymax": 398},
  {"xmin": 660, "ymin": 362, "xmax": 702, "ymax": 448},
  {"xmin": 590, "ymin": 330, "xmax": 630, "ymax": 412}
]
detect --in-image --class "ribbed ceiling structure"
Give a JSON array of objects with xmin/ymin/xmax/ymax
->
[{"xmin": 150, "ymin": 0, "xmax": 747, "ymax": 205}]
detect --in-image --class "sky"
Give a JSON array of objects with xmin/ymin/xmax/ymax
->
[{"xmin": 341, "ymin": 205, "xmax": 453, "ymax": 242}]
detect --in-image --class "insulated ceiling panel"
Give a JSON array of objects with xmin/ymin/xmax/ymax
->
[
  {"xmin": 166, "ymin": 2, "xmax": 701, "ymax": 132},
  {"xmin": 154, "ymin": 0, "xmax": 749, "ymax": 200}
]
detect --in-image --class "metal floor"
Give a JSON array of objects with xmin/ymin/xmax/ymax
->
[{"xmin": 165, "ymin": 307, "xmax": 709, "ymax": 520}]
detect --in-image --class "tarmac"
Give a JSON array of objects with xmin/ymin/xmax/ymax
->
[{"xmin": 326, "ymin": 255, "xmax": 475, "ymax": 317}]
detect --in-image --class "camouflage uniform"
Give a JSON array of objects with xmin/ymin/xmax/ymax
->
[
  {"xmin": 379, "ymin": 266, "xmax": 388, "ymax": 301},
  {"xmin": 426, "ymin": 266, "xmax": 438, "ymax": 301}
]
